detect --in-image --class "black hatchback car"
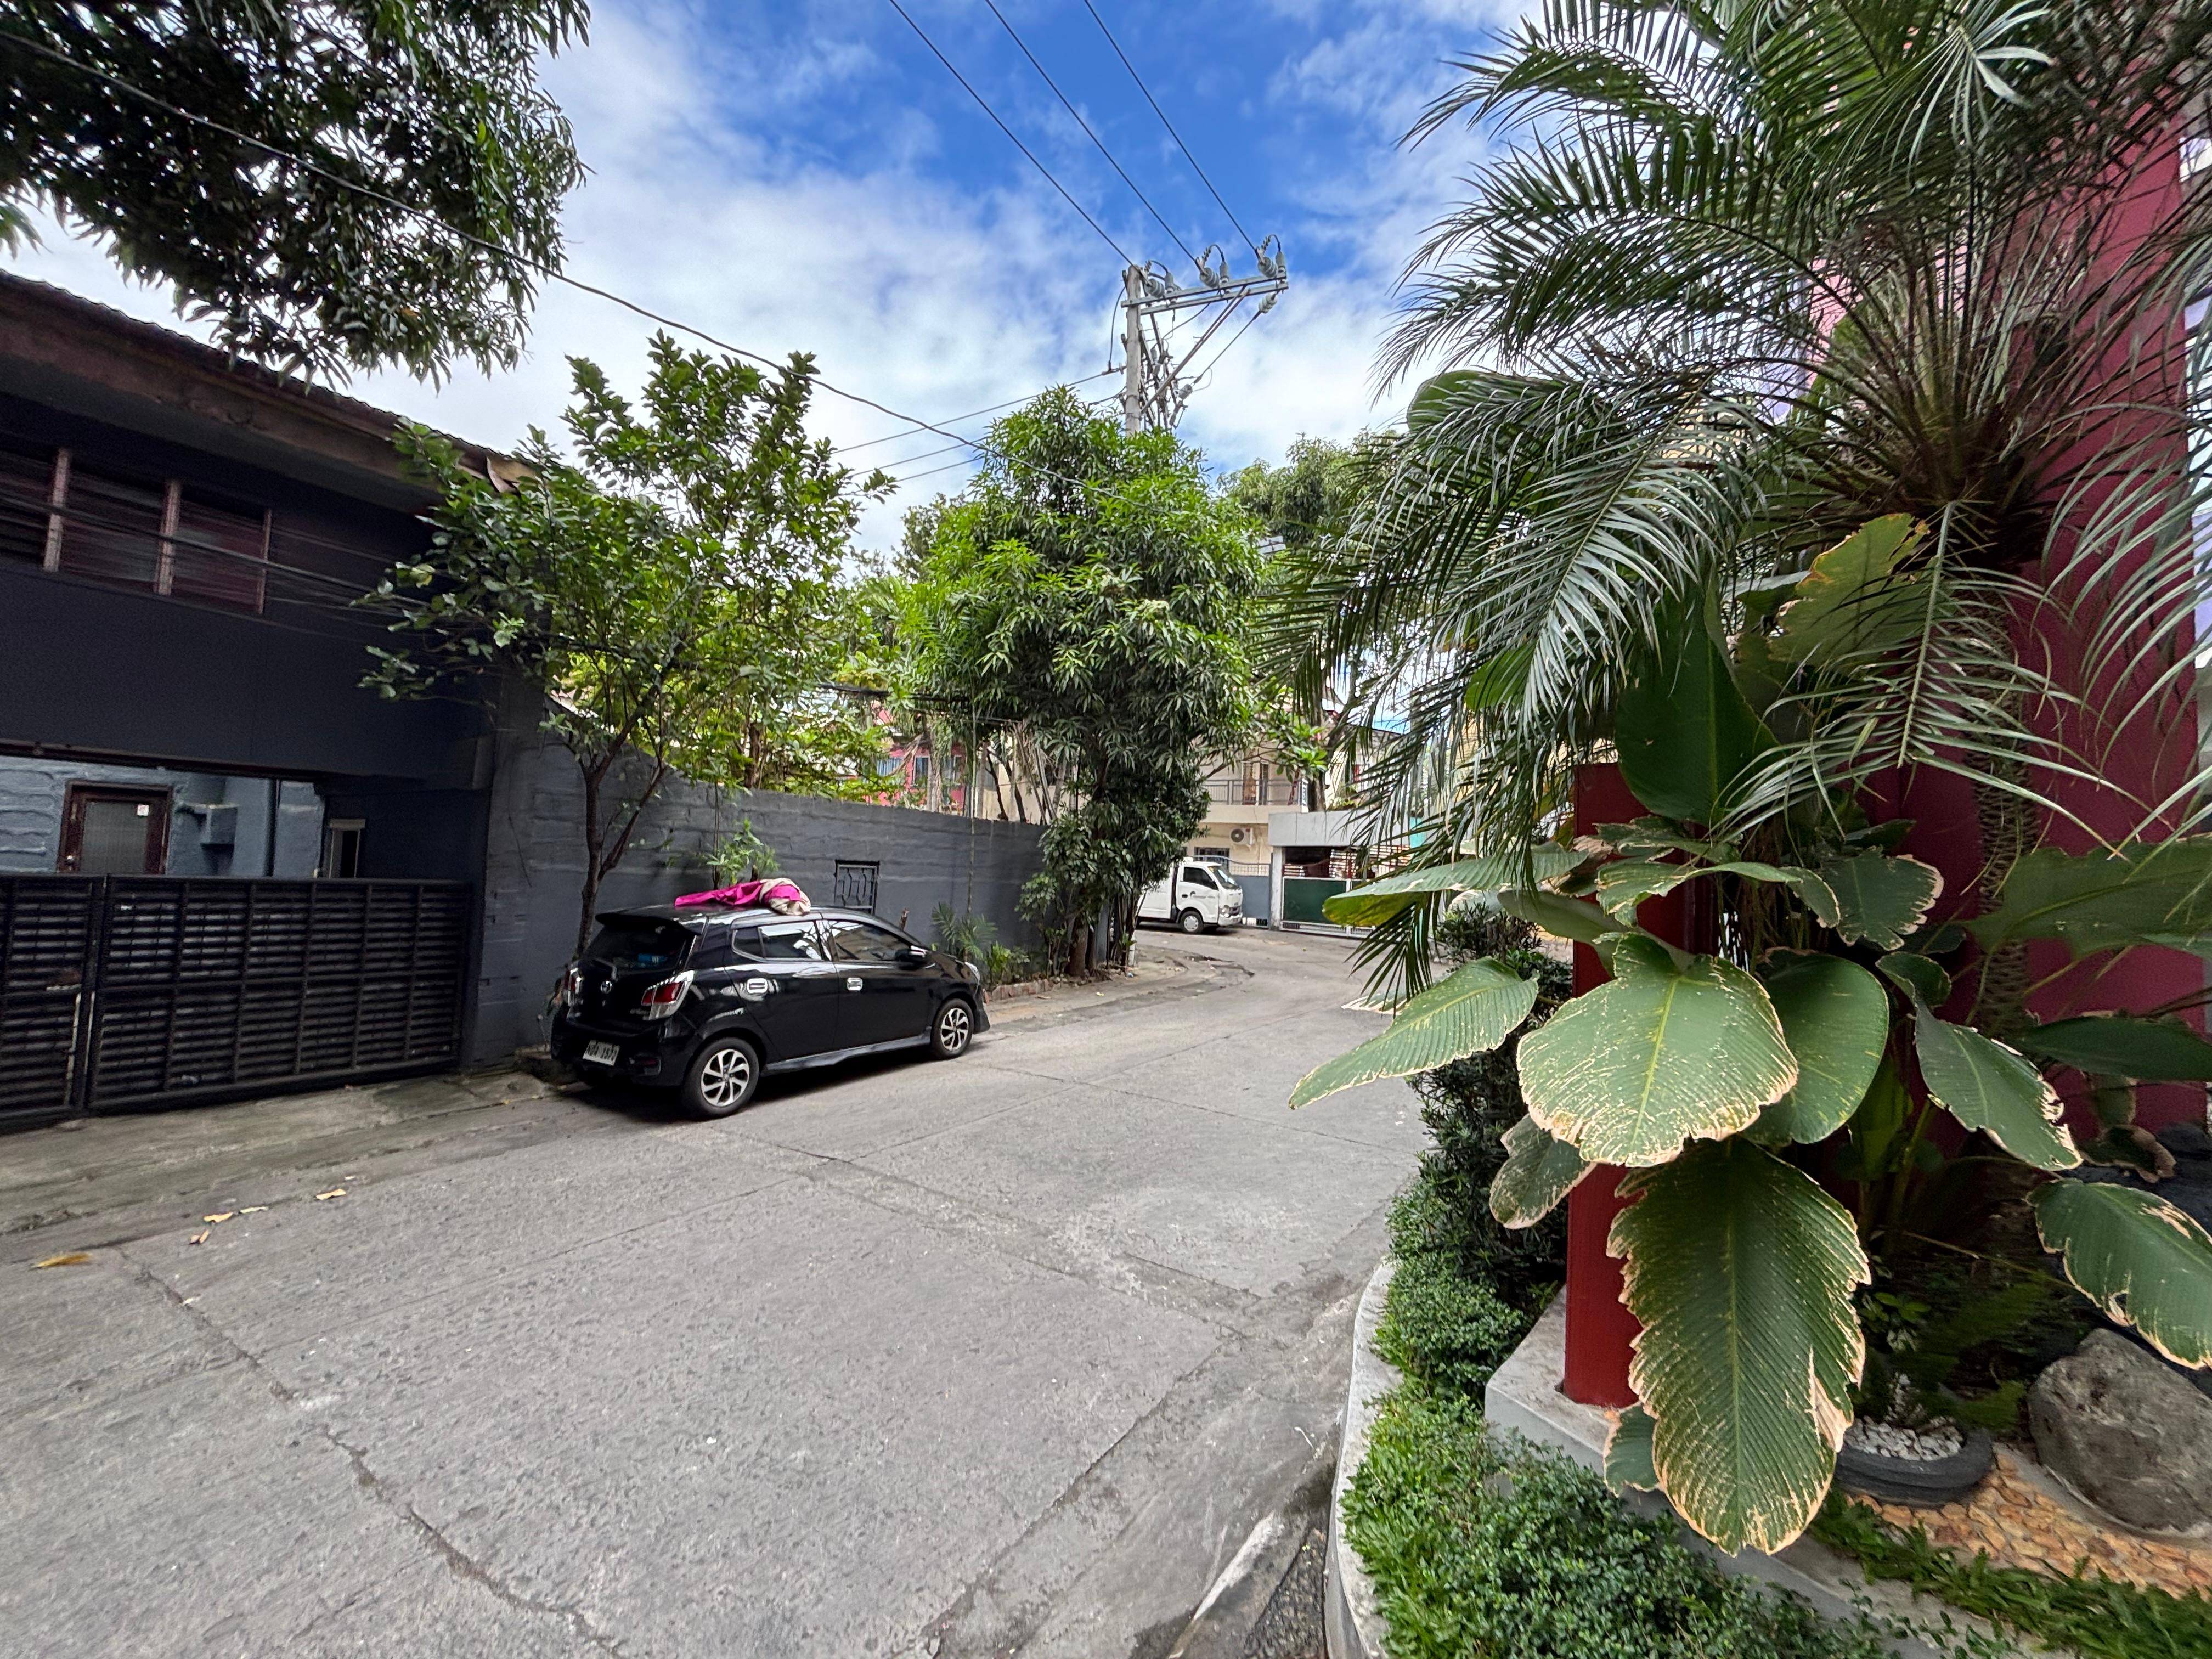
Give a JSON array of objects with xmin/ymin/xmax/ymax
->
[{"xmin": 549, "ymin": 904, "xmax": 987, "ymax": 1117}]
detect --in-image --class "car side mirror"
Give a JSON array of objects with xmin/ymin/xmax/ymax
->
[{"xmin": 894, "ymin": 945, "xmax": 931, "ymax": 968}]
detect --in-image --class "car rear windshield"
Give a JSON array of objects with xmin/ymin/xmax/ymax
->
[{"xmin": 583, "ymin": 919, "xmax": 694, "ymax": 971}]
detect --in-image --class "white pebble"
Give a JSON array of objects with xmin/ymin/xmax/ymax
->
[{"xmin": 1846, "ymin": 1418, "xmax": 1963, "ymax": 1461}]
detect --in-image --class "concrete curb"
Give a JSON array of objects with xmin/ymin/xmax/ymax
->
[
  {"xmin": 1324, "ymin": 1255, "xmax": 1399, "ymax": 1659},
  {"xmin": 1165, "ymin": 1449, "xmax": 1335, "ymax": 1659}
]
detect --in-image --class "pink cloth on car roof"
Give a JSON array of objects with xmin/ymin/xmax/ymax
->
[{"xmin": 673, "ymin": 878, "xmax": 807, "ymax": 910}]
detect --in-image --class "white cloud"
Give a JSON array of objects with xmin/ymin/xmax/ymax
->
[{"xmin": 4, "ymin": 0, "xmax": 1511, "ymax": 537}]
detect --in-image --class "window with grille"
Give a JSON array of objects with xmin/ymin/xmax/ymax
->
[
  {"xmin": 0, "ymin": 442, "xmax": 53, "ymax": 566},
  {"xmin": 832, "ymin": 861, "xmax": 879, "ymax": 912},
  {"xmin": 0, "ymin": 443, "xmax": 268, "ymax": 613}
]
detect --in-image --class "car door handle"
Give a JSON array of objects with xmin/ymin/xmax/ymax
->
[{"xmin": 846, "ymin": 976, "xmax": 863, "ymax": 991}]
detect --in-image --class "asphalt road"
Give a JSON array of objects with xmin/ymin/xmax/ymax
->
[{"xmin": 0, "ymin": 927, "xmax": 1418, "ymax": 1658}]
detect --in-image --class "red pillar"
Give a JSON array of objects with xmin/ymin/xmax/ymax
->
[{"xmin": 1561, "ymin": 765, "xmax": 1651, "ymax": 1407}]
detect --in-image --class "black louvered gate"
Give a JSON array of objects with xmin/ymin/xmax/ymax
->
[{"xmin": 0, "ymin": 877, "xmax": 470, "ymax": 1127}]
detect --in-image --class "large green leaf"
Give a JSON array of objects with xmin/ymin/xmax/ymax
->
[
  {"xmin": 1971, "ymin": 840, "xmax": 2212, "ymax": 957},
  {"xmin": 1491, "ymin": 1114, "xmax": 1592, "ymax": 1228},
  {"xmin": 1606, "ymin": 1403, "xmax": 1660, "ymax": 1492},
  {"xmin": 1595, "ymin": 859, "xmax": 1838, "ymax": 928},
  {"xmin": 1519, "ymin": 939, "xmax": 1796, "ymax": 1166},
  {"xmin": 1613, "ymin": 1139, "xmax": 1868, "ymax": 1553},
  {"xmin": 1493, "ymin": 887, "xmax": 1622, "ymax": 944},
  {"xmin": 1875, "ymin": 951, "xmax": 1949, "ymax": 1007},
  {"xmin": 1912, "ymin": 1008, "xmax": 2080, "ymax": 1170},
  {"xmin": 1768, "ymin": 515, "xmax": 1928, "ymax": 669},
  {"xmin": 1323, "ymin": 847, "xmax": 1584, "ymax": 927},
  {"xmin": 1289, "ymin": 958, "xmax": 1538, "ymax": 1108},
  {"xmin": 2019, "ymin": 1015, "xmax": 2212, "ymax": 1081},
  {"xmin": 2033, "ymin": 1182, "xmax": 2212, "ymax": 1367},
  {"xmin": 1753, "ymin": 953, "xmax": 1889, "ymax": 1145},
  {"xmin": 1817, "ymin": 852, "xmax": 1943, "ymax": 951},
  {"xmin": 1615, "ymin": 603, "xmax": 1774, "ymax": 825}
]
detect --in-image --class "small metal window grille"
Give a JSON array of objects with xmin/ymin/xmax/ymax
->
[{"xmin": 832, "ymin": 861, "xmax": 879, "ymax": 912}]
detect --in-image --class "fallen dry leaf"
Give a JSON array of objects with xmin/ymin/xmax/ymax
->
[
  {"xmin": 32, "ymin": 1252, "xmax": 90, "ymax": 1269},
  {"xmin": 202, "ymin": 1212, "xmax": 235, "ymax": 1224},
  {"xmin": 314, "ymin": 1188, "xmax": 347, "ymax": 1201},
  {"xmin": 188, "ymin": 1231, "xmax": 209, "ymax": 1246},
  {"xmin": 239, "ymin": 1205, "xmax": 268, "ymax": 1214}
]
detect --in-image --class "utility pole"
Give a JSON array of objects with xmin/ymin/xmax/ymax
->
[
  {"xmin": 1120, "ymin": 263, "xmax": 1147, "ymax": 435},
  {"xmin": 1115, "ymin": 239, "xmax": 1288, "ymax": 433}
]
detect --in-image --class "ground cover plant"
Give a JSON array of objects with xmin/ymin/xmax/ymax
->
[{"xmin": 1812, "ymin": 1496, "xmax": 2212, "ymax": 1659}]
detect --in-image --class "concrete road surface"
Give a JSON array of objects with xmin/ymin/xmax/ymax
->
[{"xmin": 0, "ymin": 928, "xmax": 1419, "ymax": 1658}]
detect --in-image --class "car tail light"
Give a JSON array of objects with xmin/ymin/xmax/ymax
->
[
  {"xmin": 639, "ymin": 971, "xmax": 693, "ymax": 1020},
  {"xmin": 558, "ymin": 963, "xmax": 583, "ymax": 1007}
]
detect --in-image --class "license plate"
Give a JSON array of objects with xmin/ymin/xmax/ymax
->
[{"xmin": 583, "ymin": 1041, "xmax": 620, "ymax": 1066}]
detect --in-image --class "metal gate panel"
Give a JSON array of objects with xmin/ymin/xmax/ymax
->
[
  {"xmin": 0, "ymin": 878, "xmax": 97, "ymax": 1125},
  {"xmin": 0, "ymin": 875, "xmax": 470, "ymax": 1124}
]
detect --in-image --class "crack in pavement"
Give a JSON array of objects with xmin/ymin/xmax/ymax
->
[{"xmin": 116, "ymin": 1252, "xmax": 627, "ymax": 1657}]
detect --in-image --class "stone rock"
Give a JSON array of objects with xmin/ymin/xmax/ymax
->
[{"xmin": 2029, "ymin": 1329, "xmax": 2212, "ymax": 1532}]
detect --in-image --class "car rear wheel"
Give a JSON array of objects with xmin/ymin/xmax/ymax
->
[
  {"xmin": 930, "ymin": 998, "xmax": 976, "ymax": 1059},
  {"xmin": 684, "ymin": 1036, "xmax": 760, "ymax": 1118},
  {"xmin": 1178, "ymin": 908, "xmax": 1205, "ymax": 935}
]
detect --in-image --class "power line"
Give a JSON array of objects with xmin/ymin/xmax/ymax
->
[
  {"xmin": 879, "ymin": 0, "xmax": 1135, "ymax": 267},
  {"xmin": 0, "ymin": 25, "xmax": 1114, "ymax": 499},
  {"xmin": 1189, "ymin": 304, "xmax": 1265, "ymax": 390},
  {"xmin": 888, "ymin": 455, "xmax": 983, "ymax": 487},
  {"xmin": 1078, "ymin": 0, "xmax": 1260, "ymax": 257},
  {"xmin": 836, "ymin": 369, "xmax": 1116, "ymax": 454},
  {"xmin": 979, "ymin": 0, "xmax": 1200, "ymax": 273}
]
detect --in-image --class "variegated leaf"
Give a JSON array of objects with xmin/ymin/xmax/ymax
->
[
  {"xmin": 1613, "ymin": 1139, "xmax": 1869, "ymax": 1554},
  {"xmin": 1818, "ymin": 852, "xmax": 1943, "ymax": 951},
  {"xmin": 1289, "ymin": 958, "xmax": 1537, "ymax": 1109},
  {"xmin": 1491, "ymin": 1114, "xmax": 1592, "ymax": 1228},
  {"xmin": 1912, "ymin": 1007, "xmax": 2080, "ymax": 1170},
  {"xmin": 1752, "ymin": 952, "xmax": 1889, "ymax": 1145},
  {"xmin": 1323, "ymin": 847, "xmax": 1583, "ymax": 926},
  {"xmin": 2033, "ymin": 1181, "xmax": 2212, "ymax": 1367},
  {"xmin": 1518, "ymin": 938, "xmax": 1797, "ymax": 1166}
]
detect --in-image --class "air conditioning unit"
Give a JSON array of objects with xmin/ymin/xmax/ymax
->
[{"xmin": 1230, "ymin": 827, "xmax": 1249, "ymax": 844}]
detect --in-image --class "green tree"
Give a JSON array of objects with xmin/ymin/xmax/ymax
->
[
  {"xmin": 1232, "ymin": 437, "xmax": 1400, "ymax": 809},
  {"xmin": 0, "ymin": 1, "xmax": 586, "ymax": 381},
  {"xmin": 366, "ymin": 332, "xmax": 889, "ymax": 950},
  {"xmin": 904, "ymin": 389, "xmax": 1261, "ymax": 968},
  {"xmin": 1284, "ymin": 0, "xmax": 2212, "ymax": 1556},
  {"xmin": 1226, "ymin": 436, "xmax": 1367, "ymax": 556}
]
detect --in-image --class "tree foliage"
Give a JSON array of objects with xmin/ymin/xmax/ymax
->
[
  {"xmin": 0, "ymin": 0, "xmax": 587, "ymax": 381},
  {"xmin": 902, "ymin": 390, "xmax": 1260, "ymax": 965},
  {"xmin": 366, "ymin": 333, "xmax": 889, "ymax": 949}
]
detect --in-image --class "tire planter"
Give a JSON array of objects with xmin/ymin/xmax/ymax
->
[{"xmin": 1835, "ymin": 1426, "xmax": 1994, "ymax": 1508}]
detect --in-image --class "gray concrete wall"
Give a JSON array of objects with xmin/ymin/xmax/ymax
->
[
  {"xmin": 0, "ymin": 757, "xmax": 322, "ymax": 877},
  {"xmin": 1232, "ymin": 874, "xmax": 1272, "ymax": 923},
  {"xmin": 470, "ymin": 693, "xmax": 1047, "ymax": 1063}
]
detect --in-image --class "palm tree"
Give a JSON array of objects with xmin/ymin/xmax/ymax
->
[{"xmin": 1272, "ymin": 0, "xmax": 2212, "ymax": 996}]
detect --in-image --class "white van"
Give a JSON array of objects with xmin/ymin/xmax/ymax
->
[{"xmin": 1138, "ymin": 862, "xmax": 1243, "ymax": 933}]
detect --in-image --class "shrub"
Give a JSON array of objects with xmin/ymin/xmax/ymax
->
[
  {"xmin": 1345, "ymin": 1389, "xmax": 1894, "ymax": 1659},
  {"xmin": 1409, "ymin": 906, "xmax": 1575, "ymax": 1312},
  {"xmin": 1376, "ymin": 1195, "xmax": 1534, "ymax": 1396}
]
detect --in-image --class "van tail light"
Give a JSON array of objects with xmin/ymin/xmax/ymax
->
[{"xmin": 639, "ymin": 971, "xmax": 693, "ymax": 1020}]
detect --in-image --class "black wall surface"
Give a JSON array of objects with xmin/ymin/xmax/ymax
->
[{"xmin": 470, "ymin": 694, "xmax": 1048, "ymax": 1063}]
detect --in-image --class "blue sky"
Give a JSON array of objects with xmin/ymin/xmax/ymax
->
[{"xmin": 5, "ymin": 0, "xmax": 1518, "ymax": 545}]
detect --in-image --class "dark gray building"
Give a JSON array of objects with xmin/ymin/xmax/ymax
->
[{"xmin": 0, "ymin": 275, "xmax": 1042, "ymax": 1127}]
